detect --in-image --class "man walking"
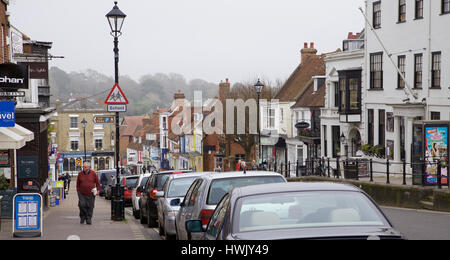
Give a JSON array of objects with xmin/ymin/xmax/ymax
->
[{"xmin": 76, "ymin": 162, "xmax": 101, "ymax": 225}]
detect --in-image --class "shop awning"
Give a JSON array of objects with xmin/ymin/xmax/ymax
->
[
  {"xmin": 0, "ymin": 124, "xmax": 34, "ymax": 150},
  {"xmin": 7, "ymin": 124, "xmax": 34, "ymax": 142}
]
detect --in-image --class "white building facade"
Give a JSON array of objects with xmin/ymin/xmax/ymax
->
[{"xmin": 364, "ymin": 0, "xmax": 450, "ymax": 175}]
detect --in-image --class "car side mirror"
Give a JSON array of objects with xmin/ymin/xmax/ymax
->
[
  {"xmin": 155, "ymin": 191, "xmax": 164, "ymax": 198},
  {"xmin": 185, "ymin": 220, "xmax": 204, "ymax": 233},
  {"xmin": 170, "ymin": 198, "xmax": 181, "ymax": 206},
  {"xmin": 137, "ymin": 187, "xmax": 143, "ymax": 193}
]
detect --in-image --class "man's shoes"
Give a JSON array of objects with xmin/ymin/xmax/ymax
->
[
  {"xmin": 80, "ymin": 218, "xmax": 85, "ymax": 224},
  {"xmin": 86, "ymin": 219, "xmax": 92, "ymax": 225}
]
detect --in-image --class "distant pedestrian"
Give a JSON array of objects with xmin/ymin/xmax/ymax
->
[
  {"xmin": 76, "ymin": 162, "xmax": 101, "ymax": 225},
  {"xmin": 65, "ymin": 172, "xmax": 71, "ymax": 192},
  {"xmin": 236, "ymin": 160, "xmax": 242, "ymax": 171}
]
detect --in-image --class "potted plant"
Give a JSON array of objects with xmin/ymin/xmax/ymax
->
[
  {"xmin": 0, "ymin": 174, "xmax": 9, "ymax": 191},
  {"xmin": 361, "ymin": 144, "xmax": 372, "ymax": 156}
]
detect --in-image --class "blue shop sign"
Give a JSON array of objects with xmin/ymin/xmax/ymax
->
[
  {"xmin": 13, "ymin": 193, "xmax": 42, "ymax": 238},
  {"xmin": 0, "ymin": 101, "xmax": 15, "ymax": 127}
]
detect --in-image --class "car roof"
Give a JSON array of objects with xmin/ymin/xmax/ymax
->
[
  {"xmin": 197, "ymin": 171, "xmax": 285, "ymax": 180},
  {"xmin": 98, "ymin": 170, "xmax": 116, "ymax": 173},
  {"xmin": 167, "ymin": 172, "xmax": 208, "ymax": 180},
  {"xmin": 158, "ymin": 170, "xmax": 193, "ymax": 174},
  {"xmin": 232, "ymin": 182, "xmax": 361, "ymax": 197}
]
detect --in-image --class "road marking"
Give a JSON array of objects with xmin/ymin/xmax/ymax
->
[
  {"xmin": 125, "ymin": 208, "xmax": 147, "ymax": 240},
  {"xmin": 67, "ymin": 235, "xmax": 81, "ymax": 240}
]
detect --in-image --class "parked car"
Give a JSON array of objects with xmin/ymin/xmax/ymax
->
[
  {"xmin": 176, "ymin": 171, "xmax": 287, "ymax": 240},
  {"xmin": 122, "ymin": 175, "xmax": 139, "ymax": 206},
  {"xmin": 186, "ymin": 182, "xmax": 404, "ymax": 240},
  {"xmin": 132, "ymin": 173, "xmax": 152, "ymax": 219},
  {"xmin": 156, "ymin": 172, "xmax": 205, "ymax": 240},
  {"xmin": 98, "ymin": 169, "xmax": 117, "ymax": 198},
  {"xmin": 139, "ymin": 170, "xmax": 193, "ymax": 227}
]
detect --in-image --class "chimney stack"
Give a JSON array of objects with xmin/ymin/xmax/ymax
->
[
  {"xmin": 219, "ymin": 78, "xmax": 231, "ymax": 101},
  {"xmin": 173, "ymin": 89, "xmax": 186, "ymax": 110},
  {"xmin": 301, "ymin": 42, "xmax": 318, "ymax": 64}
]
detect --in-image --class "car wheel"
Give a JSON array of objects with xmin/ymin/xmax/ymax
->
[
  {"xmin": 175, "ymin": 223, "xmax": 180, "ymax": 240},
  {"xmin": 140, "ymin": 209, "xmax": 147, "ymax": 224},
  {"xmin": 158, "ymin": 217, "xmax": 164, "ymax": 236},
  {"xmin": 147, "ymin": 210, "xmax": 157, "ymax": 228},
  {"xmin": 164, "ymin": 224, "xmax": 175, "ymax": 240},
  {"xmin": 133, "ymin": 209, "xmax": 139, "ymax": 219}
]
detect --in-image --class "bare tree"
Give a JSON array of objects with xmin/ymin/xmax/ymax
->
[{"xmin": 222, "ymin": 79, "xmax": 282, "ymax": 167}]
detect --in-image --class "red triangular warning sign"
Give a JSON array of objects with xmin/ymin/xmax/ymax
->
[{"xmin": 105, "ymin": 83, "xmax": 129, "ymax": 105}]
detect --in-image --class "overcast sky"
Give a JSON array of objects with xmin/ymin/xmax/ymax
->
[{"xmin": 9, "ymin": 0, "xmax": 365, "ymax": 85}]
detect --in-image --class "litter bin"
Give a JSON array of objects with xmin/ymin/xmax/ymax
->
[
  {"xmin": 111, "ymin": 186, "xmax": 125, "ymax": 221},
  {"xmin": 344, "ymin": 161, "xmax": 358, "ymax": 179}
]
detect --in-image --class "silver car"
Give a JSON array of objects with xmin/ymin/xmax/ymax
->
[
  {"xmin": 176, "ymin": 171, "xmax": 287, "ymax": 240},
  {"xmin": 156, "ymin": 172, "xmax": 206, "ymax": 240},
  {"xmin": 131, "ymin": 173, "xmax": 153, "ymax": 219}
]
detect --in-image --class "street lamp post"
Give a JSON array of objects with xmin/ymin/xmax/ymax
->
[
  {"xmin": 106, "ymin": 1, "xmax": 126, "ymax": 221},
  {"xmin": 340, "ymin": 133, "xmax": 348, "ymax": 158},
  {"xmin": 81, "ymin": 118, "xmax": 87, "ymax": 162},
  {"xmin": 255, "ymin": 79, "xmax": 264, "ymax": 167}
]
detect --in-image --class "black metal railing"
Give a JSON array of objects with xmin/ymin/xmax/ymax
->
[{"xmin": 248, "ymin": 157, "xmax": 449, "ymax": 189}]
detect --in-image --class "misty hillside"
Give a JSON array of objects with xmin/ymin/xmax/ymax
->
[{"xmin": 49, "ymin": 67, "xmax": 219, "ymax": 115}]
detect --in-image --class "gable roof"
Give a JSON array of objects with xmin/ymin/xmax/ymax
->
[
  {"xmin": 291, "ymin": 78, "xmax": 326, "ymax": 109},
  {"xmin": 121, "ymin": 116, "xmax": 146, "ymax": 136},
  {"xmin": 275, "ymin": 54, "xmax": 325, "ymax": 102}
]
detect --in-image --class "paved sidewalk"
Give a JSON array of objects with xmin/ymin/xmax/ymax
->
[{"xmin": 0, "ymin": 181, "xmax": 146, "ymax": 240}]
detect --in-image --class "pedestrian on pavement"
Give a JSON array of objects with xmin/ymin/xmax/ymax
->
[
  {"xmin": 65, "ymin": 172, "xmax": 71, "ymax": 191},
  {"xmin": 76, "ymin": 162, "xmax": 101, "ymax": 225}
]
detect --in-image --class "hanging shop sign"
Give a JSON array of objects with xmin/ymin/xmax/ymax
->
[
  {"xmin": 18, "ymin": 62, "xmax": 48, "ymax": 79},
  {"xmin": 295, "ymin": 121, "xmax": 310, "ymax": 129},
  {"xmin": 0, "ymin": 63, "xmax": 29, "ymax": 90},
  {"xmin": 0, "ymin": 101, "xmax": 15, "ymax": 127}
]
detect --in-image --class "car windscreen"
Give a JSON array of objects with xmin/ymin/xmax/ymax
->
[
  {"xmin": 235, "ymin": 191, "xmax": 388, "ymax": 233},
  {"xmin": 139, "ymin": 177, "xmax": 150, "ymax": 188},
  {"xmin": 167, "ymin": 177, "xmax": 198, "ymax": 198},
  {"xmin": 125, "ymin": 177, "xmax": 139, "ymax": 188},
  {"xmin": 207, "ymin": 176, "xmax": 285, "ymax": 205},
  {"xmin": 155, "ymin": 174, "xmax": 172, "ymax": 190}
]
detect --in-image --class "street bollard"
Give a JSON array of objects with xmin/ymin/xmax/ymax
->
[
  {"xmin": 356, "ymin": 160, "xmax": 359, "ymax": 181},
  {"xmin": 402, "ymin": 160, "xmax": 407, "ymax": 185},
  {"xmin": 370, "ymin": 159, "xmax": 374, "ymax": 182},
  {"xmin": 386, "ymin": 159, "xmax": 390, "ymax": 184},
  {"xmin": 336, "ymin": 157, "xmax": 340, "ymax": 179},
  {"xmin": 327, "ymin": 158, "xmax": 331, "ymax": 178},
  {"xmin": 437, "ymin": 161, "xmax": 442, "ymax": 189}
]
